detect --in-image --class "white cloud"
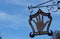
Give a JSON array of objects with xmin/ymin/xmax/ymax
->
[
  {"xmin": 6, "ymin": 0, "xmax": 20, "ymax": 5},
  {"xmin": 0, "ymin": 11, "xmax": 27, "ymax": 30},
  {"xmin": 0, "ymin": 0, "xmax": 42, "ymax": 7},
  {"xmin": 0, "ymin": 0, "xmax": 30, "ymax": 6}
]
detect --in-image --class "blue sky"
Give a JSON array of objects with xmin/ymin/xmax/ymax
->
[{"xmin": 0, "ymin": 0, "xmax": 60, "ymax": 39}]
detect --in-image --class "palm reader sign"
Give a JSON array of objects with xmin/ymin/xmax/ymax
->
[{"xmin": 28, "ymin": 9, "xmax": 53, "ymax": 38}]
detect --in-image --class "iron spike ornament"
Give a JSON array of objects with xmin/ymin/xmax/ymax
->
[{"xmin": 28, "ymin": 9, "xmax": 53, "ymax": 38}]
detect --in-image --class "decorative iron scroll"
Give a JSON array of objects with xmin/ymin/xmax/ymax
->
[{"xmin": 28, "ymin": 1, "xmax": 60, "ymax": 12}]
